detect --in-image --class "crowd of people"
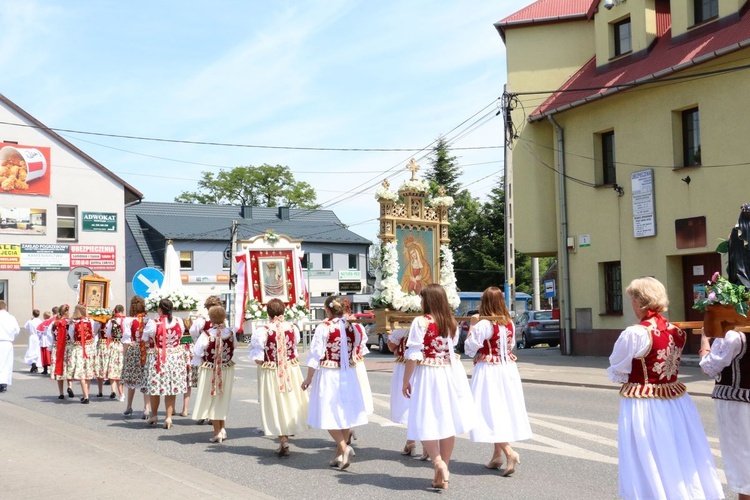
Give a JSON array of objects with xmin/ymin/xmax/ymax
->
[{"xmin": 3, "ymin": 276, "xmax": 749, "ymax": 498}]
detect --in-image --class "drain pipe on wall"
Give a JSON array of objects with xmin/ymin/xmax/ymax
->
[{"xmin": 548, "ymin": 115, "xmax": 573, "ymax": 355}]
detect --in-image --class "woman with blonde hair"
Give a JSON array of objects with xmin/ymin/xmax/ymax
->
[
  {"xmin": 465, "ymin": 287, "xmax": 531, "ymax": 475},
  {"xmin": 250, "ymin": 298, "xmax": 309, "ymax": 455},
  {"xmin": 192, "ymin": 305, "xmax": 235, "ymax": 443},
  {"xmin": 142, "ymin": 298, "xmax": 187, "ymax": 429},
  {"xmin": 122, "ymin": 296, "xmax": 150, "ymax": 418},
  {"xmin": 302, "ymin": 295, "xmax": 368, "ymax": 469},
  {"xmin": 67, "ymin": 304, "xmax": 97, "ymax": 404},
  {"xmin": 608, "ymin": 276, "xmax": 723, "ymax": 500},
  {"xmin": 403, "ymin": 284, "xmax": 475, "ymax": 490}
]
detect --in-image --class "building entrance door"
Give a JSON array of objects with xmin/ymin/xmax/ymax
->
[{"xmin": 681, "ymin": 253, "xmax": 722, "ymax": 353}]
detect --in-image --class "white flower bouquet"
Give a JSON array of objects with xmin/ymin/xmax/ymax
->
[
  {"xmin": 145, "ymin": 289, "xmax": 200, "ymax": 312},
  {"xmin": 398, "ymin": 179, "xmax": 430, "ymax": 193},
  {"xmin": 439, "ymin": 245, "xmax": 460, "ymax": 310},
  {"xmin": 375, "ymin": 185, "xmax": 399, "ymax": 202},
  {"xmin": 430, "ymin": 196, "xmax": 455, "ymax": 208}
]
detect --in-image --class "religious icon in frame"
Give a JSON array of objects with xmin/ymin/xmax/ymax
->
[{"xmin": 79, "ymin": 274, "xmax": 110, "ymax": 309}]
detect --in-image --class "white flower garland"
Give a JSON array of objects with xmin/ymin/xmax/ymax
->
[
  {"xmin": 145, "ymin": 289, "xmax": 201, "ymax": 312},
  {"xmin": 374, "ymin": 186, "xmax": 399, "ymax": 202},
  {"xmin": 398, "ymin": 179, "xmax": 430, "ymax": 193},
  {"xmin": 244, "ymin": 296, "xmax": 309, "ymax": 321},
  {"xmin": 439, "ymin": 245, "xmax": 460, "ymax": 310},
  {"xmin": 430, "ymin": 196, "xmax": 455, "ymax": 208},
  {"xmin": 263, "ymin": 230, "xmax": 279, "ymax": 244}
]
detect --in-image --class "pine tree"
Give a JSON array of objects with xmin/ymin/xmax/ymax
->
[{"xmin": 424, "ymin": 136, "xmax": 461, "ymax": 198}]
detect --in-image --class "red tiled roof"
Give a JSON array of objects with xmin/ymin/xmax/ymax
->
[
  {"xmin": 496, "ymin": 0, "xmax": 596, "ymax": 29},
  {"xmin": 529, "ymin": 10, "xmax": 750, "ymax": 121}
]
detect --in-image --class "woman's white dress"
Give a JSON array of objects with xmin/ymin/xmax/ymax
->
[
  {"xmin": 353, "ymin": 323, "xmax": 374, "ymax": 415},
  {"xmin": 249, "ymin": 322, "xmax": 309, "ymax": 436},
  {"xmin": 404, "ymin": 315, "xmax": 475, "ymax": 441},
  {"xmin": 700, "ymin": 330, "xmax": 750, "ymax": 496},
  {"xmin": 388, "ymin": 328, "xmax": 410, "ymax": 425},
  {"xmin": 191, "ymin": 326, "xmax": 235, "ymax": 420},
  {"xmin": 464, "ymin": 320, "xmax": 532, "ymax": 443},
  {"xmin": 608, "ymin": 324, "xmax": 724, "ymax": 500},
  {"xmin": 306, "ymin": 319, "xmax": 368, "ymax": 430}
]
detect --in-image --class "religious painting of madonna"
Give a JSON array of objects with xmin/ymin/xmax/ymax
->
[
  {"xmin": 259, "ymin": 257, "xmax": 289, "ymax": 303},
  {"xmin": 395, "ymin": 225, "xmax": 437, "ymax": 295}
]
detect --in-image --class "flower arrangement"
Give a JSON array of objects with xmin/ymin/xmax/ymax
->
[
  {"xmin": 430, "ymin": 196, "xmax": 455, "ymax": 208},
  {"xmin": 244, "ymin": 297, "xmax": 309, "ymax": 321},
  {"xmin": 375, "ymin": 185, "xmax": 399, "ymax": 202},
  {"xmin": 263, "ymin": 230, "xmax": 279, "ymax": 244},
  {"xmin": 87, "ymin": 307, "xmax": 112, "ymax": 317},
  {"xmin": 145, "ymin": 289, "xmax": 200, "ymax": 312},
  {"xmin": 398, "ymin": 179, "xmax": 430, "ymax": 193},
  {"xmin": 439, "ymin": 245, "xmax": 460, "ymax": 310},
  {"xmin": 693, "ymin": 272, "xmax": 750, "ymax": 316}
]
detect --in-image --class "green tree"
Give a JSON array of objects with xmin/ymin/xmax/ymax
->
[
  {"xmin": 424, "ymin": 136, "xmax": 461, "ymax": 198},
  {"xmin": 175, "ymin": 164, "xmax": 318, "ymax": 208}
]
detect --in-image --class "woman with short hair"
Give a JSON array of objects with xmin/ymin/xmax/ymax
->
[{"xmin": 608, "ymin": 277, "xmax": 723, "ymax": 500}]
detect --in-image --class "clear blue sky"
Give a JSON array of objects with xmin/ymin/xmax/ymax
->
[{"xmin": 0, "ymin": 1, "xmax": 519, "ymax": 241}]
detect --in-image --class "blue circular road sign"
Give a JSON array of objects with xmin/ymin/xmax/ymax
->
[{"xmin": 133, "ymin": 267, "xmax": 165, "ymax": 298}]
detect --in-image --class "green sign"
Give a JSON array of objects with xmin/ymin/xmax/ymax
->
[{"xmin": 82, "ymin": 212, "xmax": 117, "ymax": 232}]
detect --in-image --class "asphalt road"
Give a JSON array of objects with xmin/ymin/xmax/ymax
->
[{"xmin": 1, "ymin": 344, "xmax": 734, "ymax": 500}]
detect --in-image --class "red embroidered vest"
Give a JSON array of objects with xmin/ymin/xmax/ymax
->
[
  {"xmin": 263, "ymin": 325, "xmax": 298, "ymax": 365},
  {"xmin": 394, "ymin": 335, "xmax": 408, "ymax": 363},
  {"xmin": 73, "ymin": 319, "xmax": 94, "ymax": 344},
  {"xmin": 475, "ymin": 322, "xmax": 517, "ymax": 364},
  {"xmin": 148, "ymin": 317, "xmax": 183, "ymax": 349},
  {"xmin": 713, "ymin": 333, "xmax": 750, "ymax": 403},
  {"xmin": 320, "ymin": 319, "xmax": 356, "ymax": 368},
  {"xmin": 54, "ymin": 318, "xmax": 69, "ymax": 344},
  {"xmin": 420, "ymin": 316, "xmax": 452, "ymax": 366},
  {"xmin": 621, "ymin": 314, "xmax": 686, "ymax": 399},
  {"xmin": 200, "ymin": 330, "xmax": 235, "ymax": 366}
]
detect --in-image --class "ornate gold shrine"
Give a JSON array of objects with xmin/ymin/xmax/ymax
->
[{"xmin": 373, "ymin": 159, "xmax": 451, "ymax": 333}]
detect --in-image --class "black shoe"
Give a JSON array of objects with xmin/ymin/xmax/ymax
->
[
  {"xmin": 96, "ymin": 393, "xmax": 103, "ymax": 398},
  {"xmin": 30, "ymin": 364, "xmax": 38, "ymax": 373},
  {"xmin": 109, "ymin": 393, "xmax": 116, "ymax": 399},
  {"xmin": 0, "ymin": 384, "xmax": 7, "ymax": 393},
  {"xmin": 67, "ymin": 388, "xmax": 74, "ymax": 398},
  {"xmin": 81, "ymin": 398, "xmax": 89, "ymax": 404},
  {"xmin": 42, "ymin": 368, "xmax": 48, "ymax": 375},
  {"xmin": 104, "ymin": 380, "xmax": 111, "ymax": 385},
  {"xmin": 58, "ymin": 394, "xmax": 65, "ymax": 400}
]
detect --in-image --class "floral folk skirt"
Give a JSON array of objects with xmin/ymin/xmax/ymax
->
[
  {"xmin": 121, "ymin": 343, "xmax": 145, "ymax": 389},
  {"xmin": 143, "ymin": 347, "xmax": 188, "ymax": 396},
  {"xmin": 104, "ymin": 341, "xmax": 124, "ymax": 380},
  {"xmin": 68, "ymin": 341, "xmax": 96, "ymax": 380}
]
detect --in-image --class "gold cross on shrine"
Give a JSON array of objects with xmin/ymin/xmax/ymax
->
[{"xmin": 406, "ymin": 159, "xmax": 420, "ymax": 181}]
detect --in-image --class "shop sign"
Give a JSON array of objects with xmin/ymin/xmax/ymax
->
[
  {"xmin": 21, "ymin": 243, "xmax": 69, "ymax": 270},
  {"xmin": 0, "ymin": 243, "xmax": 21, "ymax": 270},
  {"xmin": 338, "ymin": 270, "xmax": 362, "ymax": 280},
  {"xmin": 82, "ymin": 212, "xmax": 117, "ymax": 232},
  {"xmin": 70, "ymin": 244, "xmax": 116, "ymax": 270}
]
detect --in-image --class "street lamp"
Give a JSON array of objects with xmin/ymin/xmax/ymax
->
[{"xmin": 29, "ymin": 270, "xmax": 37, "ymax": 310}]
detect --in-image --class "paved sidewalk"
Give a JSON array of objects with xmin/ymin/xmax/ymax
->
[{"xmin": 0, "ymin": 400, "xmax": 274, "ymax": 500}]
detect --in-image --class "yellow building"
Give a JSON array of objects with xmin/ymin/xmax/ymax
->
[{"xmin": 496, "ymin": 0, "xmax": 750, "ymax": 355}]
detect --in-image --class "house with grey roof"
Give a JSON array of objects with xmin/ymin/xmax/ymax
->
[{"xmin": 125, "ymin": 201, "xmax": 373, "ymax": 316}]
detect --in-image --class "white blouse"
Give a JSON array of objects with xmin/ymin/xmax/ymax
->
[
  {"xmin": 464, "ymin": 319, "xmax": 514, "ymax": 358},
  {"xmin": 403, "ymin": 316, "xmax": 458, "ymax": 362},
  {"xmin": 142, "ymin": 317, "xmax": 185, "ymax": 343},
  {"xmin": 192, "ymin": 327, "xmax": 234, "ymax": 366},
  {"xmin": 388, "ymin": 328, "xmax": 408, "ymax": 345},
  {"xmin": 248, "ymin": 323, "xmax": 301, "ymax": 362},
  {"xmin": 119, "ymin": 317, "xmax": 138, "ymax": 344},
  {"xmin": 105, "ymin": 316, "xmax": 126, "ymax": 340},
  {"xmin": 189, "ymin": 315, "xmax": 209, "ymax": 341},
  {"xmin": 67, "ymin": 319, "xmax": 98, "ymax": 340},
  {"xmin": 699, "ymin": 330, "xmax": 745, "ymax": 379},
  {"xmin": 607, "ymin": 325, "xmax": 652, "ymax": 384}
]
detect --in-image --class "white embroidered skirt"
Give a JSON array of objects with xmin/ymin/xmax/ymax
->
[
  {"xmin": 390, "ymin": 362, "xmax": 409, "ymax": 425},
  {"xmin": 307, "ymin": 366, "xmax": 367, "ymax": 430},
  {"xmin": 469, "ymin": 361, "xmax": 532, "ymax": 443}
]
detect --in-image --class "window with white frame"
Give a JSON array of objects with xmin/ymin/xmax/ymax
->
[
  {"xmin": 694, "ymin": 0, "xmax": 718, "ymax": 25},
  {"xmin": 613, "ymin": 18, "xmax": 632, "ymax": 57},
  {"xmin": 56, "ymin": 205, "xmax": 77, "ymax": 241},
  {"xmin": 321, "ymin": 253, "xmax": 332, "ymax": 270},
  {"xmin": 348, "ymin": 254, "xmax": 358, "ymax": 270},
  {"xmin": 179, "ymin": 250, "xmax": 193, "ymax": 270}
]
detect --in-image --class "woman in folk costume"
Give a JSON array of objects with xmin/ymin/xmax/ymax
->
[
  {"xmin": 402, "ymin": 284, "xmax": 475, "ymax": 490},
  {"xmin": 92, "ymin": 312, "xmax": 110, "ymax": 398},
  {"xmin": 464, "ymin": 287, "xmax": 531, "ymax": 476},
  {"xmin": 387, "ymin": 326, "xmax": 424, "ymax": 459},
  {"xmin": 192, "ymin": 305, "xmax": 235, "ymax": 443},
  {"xmin": 142, "ymin": 298, "xmax": 188, "ymax": 429},
  {"xmin": 341, "ymin": 298, "xmax": 373, "ymax": 447},
  {"xmin": 188, "ymin": 295, "xmax": 223, "ymax": 423},
  {"xmin": 608, "ymin": 277, "xmax": 723, "ymax": 500},
  {"xmin": 122, "ymin": 296, "xmax": 150, "ymax": 418},
  {"xmin": 700, "ymin": 328, "xmax": 750, "ymax": 499},
  {"xmin": 67, "ymin": 304, "xmax": 97, "ymax": 404},
  {"xmin": 301, "ymin": 295, "xmax": 368, "ymax": 470},
  {"xmin": 104, "ymin": 304, "xmax": 126, "ymax": 401},
  {"xmin": 249, "ymin": 298, "xmax": 309, "ymax": 456},
  {"xmin": 49, "ymin": 304, "xmax": 75, "ymax": 399}
]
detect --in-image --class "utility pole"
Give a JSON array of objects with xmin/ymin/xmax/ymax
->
[
  {"xmin": 228, "ymin": 220, "xmax": 238, "ymax": 328},
  {"xmin": 503, "ymin": 86, "xmax": 517, "ymax": 315}
]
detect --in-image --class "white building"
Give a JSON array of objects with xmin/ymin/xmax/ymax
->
[{"xmin": 0, "ymin": 94, "xmax": 142, "ymax": 317}]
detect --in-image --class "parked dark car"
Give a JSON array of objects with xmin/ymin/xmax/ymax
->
[
  {"xmin": 515, "ymin": 310, "xmax": 560, "ymax": 349},
  {"xmin": 456, "ymin": 309, "xmax": 480, "ymax": 353}
]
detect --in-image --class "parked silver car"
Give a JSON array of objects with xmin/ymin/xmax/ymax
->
[{"xmin": 515, "ymin": 310, "xmax": 560, "ymax": 349}]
